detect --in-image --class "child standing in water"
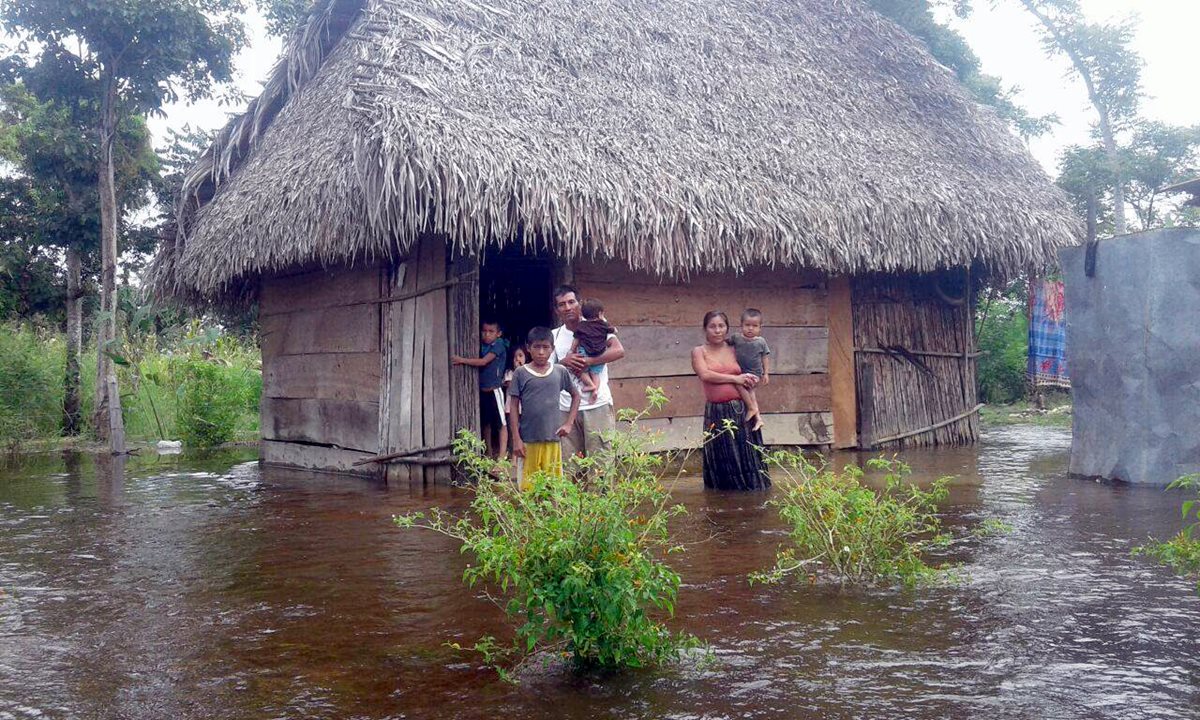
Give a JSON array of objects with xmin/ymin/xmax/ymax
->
[
  {"xmin": 568, "ymin": 298, "xmax": 616, "ymax": 403},
  {"xmin": 728, "ymin": 308, "xmax": 771, "ymax": 431},
  {"xmin": 451, "ymin": 319, "xmax": 509, "ymax": 458},
  {"xmin": 508, "ymin": 327, "xmax": 581, "ymax": 490}
]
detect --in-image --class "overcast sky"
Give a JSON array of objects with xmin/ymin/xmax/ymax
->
[{"xmin": 150, "ymin": 1, "xmax": 1199, "ymax": 178}]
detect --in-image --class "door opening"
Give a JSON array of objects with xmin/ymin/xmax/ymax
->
[{"xmin": 479, "ymin": 245, "xmax": 556, "ymax": 355}]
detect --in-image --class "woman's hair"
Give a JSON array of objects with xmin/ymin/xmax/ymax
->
[{"xmin": 702, "ymin": 310, "xmax": 729, "ymax": 329}]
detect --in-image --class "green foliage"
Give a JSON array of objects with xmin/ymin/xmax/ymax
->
[
  {"xmin": 752, "ymin": 456, "xmax": 950, "ymax": 588},
  {"xmin": 0, "ymin": 322, "xmax": 259, "ymax": 448},
  {"xmin": 1018, "ymin": 0, "xmax": 1143, "ymax": 131},
  {"xmin": 257, "ymin": 0, "xmax": 317, "ymax": 37},
  {"xmin": 0, "ymin": 324, "xmax": 64, "ymax": 445},
  {"xmin": 395, "ymin": 390, "xmax": 698, "ymax": 679},
  {"xmin": 1, "ymin": 0, "xmax": 247, "ymax": 111},
  {"xmin": 975, "ymin": 284, "xmax": 1028, "ymax": 404},
  {"xmin": 867, "ymin": 0, "xmax": 1056, "ymax": 138},
  {"xmin": 1058, "ymin": 123, "xmax": 1200, "ymax": 234},
  {"xmin": 1134, "ymin": 474, "xmax": 1200, "ymax": 594},
  {"xmin": 175, "ymin": 359, "xmax": 243, "ymax": 447},
  {"xmin": 972, "ymin": 518, "xmax": 1014, "ymax": 537}
]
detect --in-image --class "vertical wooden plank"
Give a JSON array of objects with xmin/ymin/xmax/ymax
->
[
  {"xmin": 448, "ymin": 250, "xmax": 479, "ymax": 457},
  {"xmin": 857, "ymin": 361, "xmax": 875, "ymax": 450},
  {"xmin": 422, "ymin": 237, "xmax": 449, "ymax": 482},
  {"xmin": 827, "ymin": 275, "xmax": 858, "ymax": 449},
  {"xmin": 386, "ymin": 259, "xmax": 419, "ymax": 484}
]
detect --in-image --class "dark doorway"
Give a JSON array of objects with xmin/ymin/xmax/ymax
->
[{"xmin": 478, "ymin": 245, "xmax": 556, "ymax": 356}]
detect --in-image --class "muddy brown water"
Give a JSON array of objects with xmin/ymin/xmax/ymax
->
[{"xmin": 1, "ymin": 426, "xmax": 1197, "ymax": 719}]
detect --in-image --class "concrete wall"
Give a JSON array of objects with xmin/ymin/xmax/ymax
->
[{"xmin": 1061, "ymin": 228, "xmax": 1200, "ymax": 485}]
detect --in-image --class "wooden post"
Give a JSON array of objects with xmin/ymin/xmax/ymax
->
[{"xmin": 827, "ymin": 275, "xmax": 857, "ymax": 449}]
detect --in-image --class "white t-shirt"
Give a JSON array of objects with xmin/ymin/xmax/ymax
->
[{"xmin": 551, "ymin": 324, "xmax": 614, "ymax": 411}]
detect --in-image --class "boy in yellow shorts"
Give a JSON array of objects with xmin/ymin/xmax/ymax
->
[{"xmin": 508, "ymin": 326, "xmax": 580, "ymax": 490}]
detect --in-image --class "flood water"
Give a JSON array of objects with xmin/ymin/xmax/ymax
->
[{"xmin": 1, "ymin": 426, "xmax": 1197, "ymax": 719}]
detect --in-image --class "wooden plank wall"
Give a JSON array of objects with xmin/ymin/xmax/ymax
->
[
  {"xmin": 572, "ymin": 261, "xmax": 834, "ymax": 450},
  {"xmin": 379, "ymin": 237, "xmax": 454, "ymax": 484},
  {"xmin": 852, "ymin": 273, "xmax": 979, "ymax": 448},
  {"xmin": 259, "ymin": 264, "xmax": 384, "ymax": 474}
]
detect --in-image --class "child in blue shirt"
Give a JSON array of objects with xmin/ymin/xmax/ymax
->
[{"xmin": 452, "ymin": 320, "xmax": 509, "ymax": 458}]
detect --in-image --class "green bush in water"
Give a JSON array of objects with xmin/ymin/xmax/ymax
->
[
  {"xmin": 395, "ymin": 388, "xmax": 699, "ymax": 679},
  {"xmin": 1134, "ymin": 474, "xmax": 1200, "ymax": 595},
  {"xmin": 752, "ymin": 456, "xmax": 950, "ymax": 588},
  {"xmin": 0, "ymin": 325, "xmax": 64, "ymax": 445},
  {"xmin": 175, "ymin": 357, "xmax": 250, "ymax": 447}
]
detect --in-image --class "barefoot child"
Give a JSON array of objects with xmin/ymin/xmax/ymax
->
[
  {"xmin": 508, "ymin": 327, "xmax": 581, "ymax": 491},
  {"xmin": 568, "ymin": 298, "xmax": 615, "ymax": 403},
  {"xmin": 451, "ymin": 320, "xmax": 509, "ymax": 458},
  {"xmin": 728, "ymin": 308, "xmax": 771, "ymax": 431}
]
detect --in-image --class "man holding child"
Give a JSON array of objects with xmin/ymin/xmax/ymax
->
[{"xmin": 550, "ymin": 285, "xmax": 625, "ymax": 460}]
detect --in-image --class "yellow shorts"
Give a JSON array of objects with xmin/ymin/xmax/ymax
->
[{"xmin": 517, "ymin": 441, "xmax": 563, "ymax": 491}]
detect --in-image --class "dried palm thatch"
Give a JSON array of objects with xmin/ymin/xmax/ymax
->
[{"xmin": 156, "ymin": 0, "xmax": 1081, "ymax": 300}]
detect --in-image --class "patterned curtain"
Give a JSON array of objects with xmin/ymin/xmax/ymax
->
[{"xmin": 1028, "ymin": 279, "xmax": 1070, "ymax": 388}]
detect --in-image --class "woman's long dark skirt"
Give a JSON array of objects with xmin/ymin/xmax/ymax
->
[{"xmin": 702, "ymin": 400, "xmax": 770, "ymax": 490}]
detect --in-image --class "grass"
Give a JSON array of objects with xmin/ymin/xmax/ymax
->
[
  {"xmin": 980, "ymin": 393, "xmax": 1073, "ymax": 429},
  {"xmin": 0, "ymin": 324, "xmax": 261, "ymax": 452}
]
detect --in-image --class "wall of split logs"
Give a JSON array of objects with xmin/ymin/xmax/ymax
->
[{"xmin": 852, "ymin": 273, "xmax": 980, "ymax": 449}]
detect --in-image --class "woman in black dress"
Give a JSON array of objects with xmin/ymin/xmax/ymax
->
[{"xmin": 689, "ymin": 311, "xmax": 770, "ymax": 490}]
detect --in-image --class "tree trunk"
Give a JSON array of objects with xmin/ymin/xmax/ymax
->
[
  {"xmin": 93, "ymin": 75, "xmax": 125, "ymax": 454},
  {"xmin": 1099, "ymin": 122, "xmax": 1127, "ymax": 236},
  {"xmin": 63, "ymin": 245, "xmax": 82, "ymax": 435}
]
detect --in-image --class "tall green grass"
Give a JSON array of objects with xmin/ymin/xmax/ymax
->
[
  {"xmin": 0, "ymin": 324, "xmax": 260, "ymax": 449},
  {"xmin": 0, "ymin": 326, "xmax": 65, "ymax": 446}
]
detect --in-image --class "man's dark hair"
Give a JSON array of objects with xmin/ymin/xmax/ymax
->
[
  {"xmin": 526, "ymin": 326, "xmax": 554, "ymax": 345},
  {"xmin": 581, "ymin": 298, "xmax": 604, "ymax": 320},
  {"xmin": 552, "ymin": 284, "xmax": 579, "ymax": 303},
  {"xmin": 741, "ymin": 308, "xmax": 763, "ymax": 322}
]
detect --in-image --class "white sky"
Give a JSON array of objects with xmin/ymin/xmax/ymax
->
[{"xmin": 150, "ymin": 1, "xmax": 1200, "ymax": 178}]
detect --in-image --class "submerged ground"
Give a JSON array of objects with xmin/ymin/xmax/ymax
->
[{"xmin": 1, "ymin": 426, "xmax": 1197, "ymax": 719}]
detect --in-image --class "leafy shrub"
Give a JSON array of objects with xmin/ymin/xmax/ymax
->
[
  {"xmin": 175, "ymin": 357, "xmax": 250, "ymax": 447},
  {"xmin": 752, "ymin": 456, "xmax": 950, "ymax": 588},
  {"xmin": 0, "ymin": 325, "xmax": 64, "ymax": 445},
  {"xmin": 1134, "ymin": 474, "xmax": 1200, "ymax": 594},
  {"xmin": 395, "ymin": 390, "xmax": 698, "ymax": 679},
  {"xmin": 976, "ymin": 302, "xmax": 1028, "ymax": 404}
]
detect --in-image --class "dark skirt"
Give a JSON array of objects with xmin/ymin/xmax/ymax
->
[{"xmin": 702, "ymin": 400, "xmax": 770, "ymax": 491}]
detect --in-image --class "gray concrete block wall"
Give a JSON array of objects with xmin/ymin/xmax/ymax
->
[{"xmin": 1060, "ymin": 228, "xmax": 1200, "ymax": 485}]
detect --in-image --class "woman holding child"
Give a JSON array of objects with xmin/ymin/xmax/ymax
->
[{"xmin": 691, "ymin": 311, "xmax": 771, "ymax": 491}]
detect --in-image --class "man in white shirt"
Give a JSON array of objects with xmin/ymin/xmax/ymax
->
[{"xmin": 551, "ymin": 285, "xmax": 626, "ymax": 460}]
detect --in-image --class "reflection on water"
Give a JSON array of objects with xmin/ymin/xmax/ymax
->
[{"xmin": 1, "ymin": 428, "xmax": 1197, "ymax": 719}]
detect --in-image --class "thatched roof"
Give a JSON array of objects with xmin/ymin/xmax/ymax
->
[{"xmin": 157, "ymin": 0, "xmax": 1082, "ymax": 299}]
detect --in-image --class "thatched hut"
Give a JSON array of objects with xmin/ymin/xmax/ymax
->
[{"xmin": 154, "ymin": 0, "xmax": 1080, "ymax": 480}]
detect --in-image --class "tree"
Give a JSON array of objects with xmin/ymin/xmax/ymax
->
[
  {"xmin": 1016, "ymin": 0, "xmax": 1143, "ymax": 235},
  {"xmin": 2, "ymin": 0, "xmax": 247, "ymax": 452},
  {"xmin": 0, "ymin": 176, "xmax": 63, "ymax": 323},
  {"xmin": 868, "ymin": 0, "xmax": 1057, "ymax": 139},
  {"xmin": 0, "ymin": 69, "xmax": 157, "ymax": 434},
  {"xmin": 1056, "ymin": 123, "xmax": 1200, "ymax": 235},
  {"xmin": 1123, "ymin": 123, "xmax": 1200, "ymax": 230}
]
